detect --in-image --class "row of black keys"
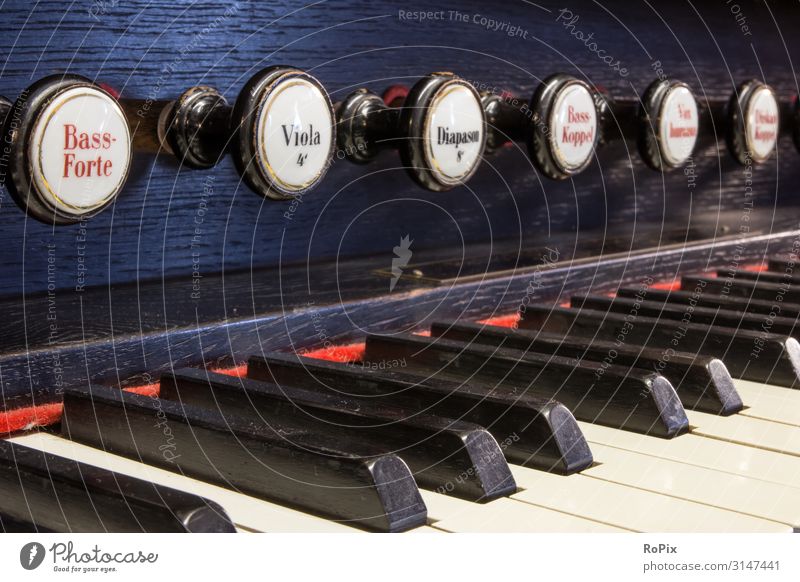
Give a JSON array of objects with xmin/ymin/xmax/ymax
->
[{"xmin": 1, "ymin": 259, "xmax": 798, "ymax": 533}]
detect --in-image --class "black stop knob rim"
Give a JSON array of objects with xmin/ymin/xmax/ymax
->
[
  {"xmin": 336, "ymin": 88, "xmax": 385, "ymax": 164},
  {"xmin": 481, "ymin": 92, "xmax": 506, "ymax": 153},
  {"xmin": 163, "ymin": 85, "xmax": 229, "ymax": 170},
  {"xmin": 792, "ymin": 95, "xmax": 800, "ymax": 155}
]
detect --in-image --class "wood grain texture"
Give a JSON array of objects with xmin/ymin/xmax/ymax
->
[
  {"xmin": 0, "ymin": 0, "xmax": 798, "ymax": 296},
  {"xmin": 1, "ymin": 228, "xmax": 797, "ymax": 410}
]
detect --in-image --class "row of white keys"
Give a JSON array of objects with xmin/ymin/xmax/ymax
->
[
  {"xmin": 734, "ymin": 378, "xmax": 800, "ymax": 427},
  {"xmin": 427, "ymin": 369, "xmax": 800, "ymax": 531},
  {"xmin": 8, "ymin": 432, "xmax": 361, "ymax": 533},
  {"xmin": 509, "ymin": 464, "xmax": 789, "ymax": 532},
  {"xmin": 578, "ymin": 421, "xmax": 800, "ymax": 489},
  {"xmin": 419, "ymin": 490, "xmax": 627, "ymax": 532},
  {"xmin": 11, "ymin": 426, "xmax": 796, "ymax": 533},
  {"xmin": 584, "ymin": 442, "xmax": 800, "ymax": 528},
  {"xmin": 687, "ymin": 409, "xmax": 800, "ymax": 457},
  {"xmin": 10, "ymin": 431, "xmax": 625, "ymax": 533},
  {"xmin": 4, "ymin": 431, "xmax": 624, "ymax": 533}
]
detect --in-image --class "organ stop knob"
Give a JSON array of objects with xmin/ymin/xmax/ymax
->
[
  {"xmin": 484, "ymin": 74, "xmax": 600, "ymax": 180},
  {"xmin": 727, "ymin": 79, "xmax": 780, "ymax": 165},
  {"xmin": 230, "ymin": 66, "xmax": 336, "ymax": 200},
  {"xmin": 0, "ymin": 74, "xmax": 132, "ymax": 224},
  {"xmin": 337, "ymin": 72, "xmax": 486, "ymax": 192},
  {"xmin": 638, "ymin": 79, "xmax": 699, "ymax": 171}
]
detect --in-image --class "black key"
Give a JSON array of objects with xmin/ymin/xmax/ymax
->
[
  {"xmin": 768, "ymin": 255, "xmax": 800, "ymax": 273},
  {"xmin": 1, "ymin": 512, "xmax": 60, "ymax": 532},
  {"xmin": 1, "ymin": 512, "xmax": 53, "ymax": 532},
  {"xmin": 681, "ymin": 274, "xmax": 800, "ymax": 304},
  {"xmin": 160, "ymin": 368, "xmax": 516, "ymax": 501},
  {"xmin": 573, "ymin": 294, "xmax": 799, "ymax": 338},
  {"xmin": 617, "ymin": 287, "xmax": 800, "ymax": 320},
  {"xmin": 60, "ymin": 385, "xmax": 427, "ymax": 532},
  {"xmin": 519, "ymin": 305, "xmax": 800, "ymax": 388},
  {"xmin": 430, "ymin": 320, "xmax": 742, "ymax": 415},
  {"xmin": 717, "ymin": 269, "xmax": 800, "ymax": 285},
  {"xmin": 248, "ymin": 353, "xmax": 593, "ymax": 475},
  {"xmin": 362, "ymin": 333, "xmax": 688, "ymax": 438},
  {"xmin": 0, "ymin": 440, "xmax": 235, "ymax": 532}
]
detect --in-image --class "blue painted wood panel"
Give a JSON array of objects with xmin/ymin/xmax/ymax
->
[{"xmin": 0, "ymin": 0, "xmax": 798, "ymax": 296}]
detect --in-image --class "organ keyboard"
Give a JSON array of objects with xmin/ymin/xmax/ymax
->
[{"xmin": 3, "ymin": 259, "xmax": 800, "ymax": 533}]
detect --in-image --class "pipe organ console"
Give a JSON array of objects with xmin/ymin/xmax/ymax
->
[{"xmin": 3, "ymin": 0, "xmax": 800, "ymax": 536}]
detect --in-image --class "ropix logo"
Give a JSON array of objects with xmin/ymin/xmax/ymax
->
[{"xmin": 20, "ymin": 542, "xmax": 46, "ymax": 570}]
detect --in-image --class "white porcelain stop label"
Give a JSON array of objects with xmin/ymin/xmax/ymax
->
[
  {"xmin": 29, "ymin": 86, "xmax": 130, "ymax": 215},
  {"xmin": 745, "ymin": 86, "xmax": 779, "ymax": 162},
  {"xmin": 550, "ymin": 83, "xmax": 597, "ymax": 171},
  {"xmin": 256, "ymin": 79, "xmax": 333, "ymax": 192},
  {"xmin": 659, "ymin": 85, "xmax": 699, "ymax": 166},
  {"xmin": 425, "ymin": 83, "xmax": 484, "ymax": 182}
]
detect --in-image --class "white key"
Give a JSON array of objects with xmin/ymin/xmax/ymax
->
[
  {"xmin": 421, "ymin": 491, "xmax": 624, "ymax": 533},
  {"xmin": 688, "ymin": 410, "xmax": 800, "ymax": 457},
  {"xmin": 585, "ymin": 442, "xmax": 800, "ymax": 528},
  {"xmin": 579, "ymin": 421, "xmax": 800, "ymax": 489},
  {"xmin": 8, "ymin": 433, "xmax": 360, "ymax": 533},
  {"xmin": 735, "ymin": 379, "xmax": 800, "ymax": 427},
  {"xmin": 510, "ymin": 465, "xmax": 789, "ymax": 532}
]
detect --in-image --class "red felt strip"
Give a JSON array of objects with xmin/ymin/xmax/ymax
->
[
  {"xmin": 0, "ymin": 364, "xmax": 248, "ymax": 435},
  {"xmin": 478, "ymin": 314, "xmax": 520, "ymax": 328},
  {"xmin": 0, "ymin": 403, "xmax": 63, "ymax": 434},
  {"xmin": 303, "ymin": 343, "xmax": 366, "ymax": 362},
  {"xmin": 213, "ymin": 364, "xmax": 248, "ymax": 378},
  {"xmin": 651, "ymin": 279, "xmax": 683, "ymax": 290},
  {"xmin": 124, "ymin": 382, "xmax": 160, "ymax": 398},
  {"xmin": 743, "ymin": 263, "xmax": 769, "ymax": 272}
]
